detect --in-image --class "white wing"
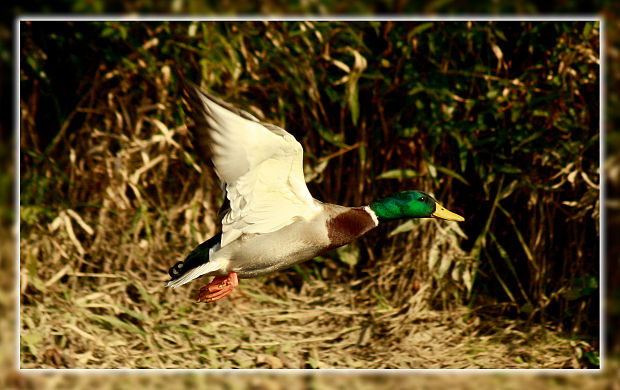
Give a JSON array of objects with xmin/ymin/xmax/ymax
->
[{"xmin": 182, "ymin": 82, "xmax": 320, "ymax": 247}]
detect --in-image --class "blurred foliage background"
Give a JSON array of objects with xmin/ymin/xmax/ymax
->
[
  {"xmin": 18, "ymin": 20, "xmax": 601, "ymax": 370},
  {"xmin": 7, "ymin": 0, "xmax": 612, "ymax": 14}
]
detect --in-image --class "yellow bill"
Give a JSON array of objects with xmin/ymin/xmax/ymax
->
[{"xmin": 432, "ymin": 203, "xmax": 465, "ymax": 222}]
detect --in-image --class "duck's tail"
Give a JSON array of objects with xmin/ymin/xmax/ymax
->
[{"xmin": 166, "ymin": 232, "xmax": 223, "ymax": 288}]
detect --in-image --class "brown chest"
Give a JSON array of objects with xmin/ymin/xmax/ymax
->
[{"xmin": 325, "ymin": 207, "xmax": 378, "ymax": 250}]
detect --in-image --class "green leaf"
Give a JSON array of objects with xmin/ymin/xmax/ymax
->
[
  {"xmin": 520, "ymin": 302, "xmax": 534, "ymax": 313},
  {"xmin": 376, "ymin": 169, "xmax": 420, "ymax": 180},
  {"xmin": 117, "ymin": 305, "xmax": 147, "ymax": 323},
  {"xmin": 22, "ymin": 332, "xmax": 44, "ymax": 359},
  {"xmin": 584, "ymin": 350, "xmax": 600, "ymax": 367},
  {"xmin": 493, "ymin": 28, "xmax": 507, "ymax": 41},
  {"xmin": 564, "ymin": 274, "xmax": 598, "ymax": 300},
  {"xmin": 292, "ymin": 264, "xmax": 313, "ymax": 284},
  {"xmin": 89, "ymin": 314, "xmax": 147, "ymax": 337},
  {"xmin": 583, "ymin": 22, "xmax": 593, "ymax": 39},
  {"xmin": 348, "ymin": 81, "xmax": 360, "ymax": 125},
  {"xmin": 337, "ymin": 244, "xmax": 359, "ymax": 267},
  {"xmin": 486, "ymin": 89, "xmax": 499, "ymax": 99},
  {"xmin": 432, "ymin": 164, "xmax": 470, "ymax": 185},
  {"xmin": 132, "ymin": 281, "xmax": 162, "ymax": 311},
  {"xmin": 408, "ymin": 22, "xmax": 434, "ymax": 38},
  {"xmin": 493, "ymin": 165, "xmax": 522, "ymax": 174},
  {"xmin": 399, "ymin": 126, "xmax": 419, "ymax": 138},
  {"xmin": 388, "ymin": 219, "xmax": 420, "ymax": 237},
  {"xmin": 316, "ymin": 125, "xmax": 346, "ymax": 148}
]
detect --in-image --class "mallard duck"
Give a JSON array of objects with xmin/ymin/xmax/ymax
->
[{"xmin": 167, "ymin": 79, "xmax": 464, "ymax": 302}]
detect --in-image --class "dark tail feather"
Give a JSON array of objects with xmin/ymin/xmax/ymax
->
[{"xmin": 167, "ymin": 232, "xmax": 222, "ymax": 284}]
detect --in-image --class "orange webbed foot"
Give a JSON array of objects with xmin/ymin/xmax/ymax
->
[{"xmin": 196, "ymin": 272, "xmax": 239, "ymax": 303}]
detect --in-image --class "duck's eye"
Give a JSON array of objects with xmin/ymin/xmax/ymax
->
[{"xmin": 418, "ymin": 196, "xmax": 426, "ymax": 202}]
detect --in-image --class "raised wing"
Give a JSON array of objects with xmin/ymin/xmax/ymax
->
[{"xmin": 181, "ymin": 79, "xmax": 319, "ymax": 247}]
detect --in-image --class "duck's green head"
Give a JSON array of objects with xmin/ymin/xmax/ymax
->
[{"xmin": 369, "ymin": 190, "xmax": 464, "ymax": 222}]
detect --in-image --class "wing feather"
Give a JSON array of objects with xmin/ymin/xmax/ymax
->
[{"xmin": 181, "ymin": 79, "xmax": 320, "ymax": 247}]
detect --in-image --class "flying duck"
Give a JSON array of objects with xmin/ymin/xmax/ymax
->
[{"xmin": 167, "ymin": 79, "xmax": 464, "ymax": 302}]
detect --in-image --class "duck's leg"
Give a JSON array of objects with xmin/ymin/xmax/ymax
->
[{"xmin": 196, "ymin": 271, "xmax": 239, "ymax": 302}]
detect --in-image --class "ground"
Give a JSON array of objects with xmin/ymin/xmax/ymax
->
[
  {"xmin": 7, "ymin": 222, "xmax": 617, "ymax": 387},
  {"xmin": 18, "ymin": 267, "xmax": 591, "ymax": 369}
]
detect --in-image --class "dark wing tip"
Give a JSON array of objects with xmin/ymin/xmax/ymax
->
[
  {"xmin": 179, "ymin": 74, "xmax": 263, "ymax": 124},
  {"xmin": 177, "ymin": 74, "xmax": 217, "ymax": 166}
]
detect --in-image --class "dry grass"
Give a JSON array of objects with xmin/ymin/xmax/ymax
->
[
  {"xmin": 18, "ymin": 233, "xmax": 587, "ymax": 369},
  {"xmin": 8, "ymin": 231, "xmax": 620, "ymax": 381}
]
